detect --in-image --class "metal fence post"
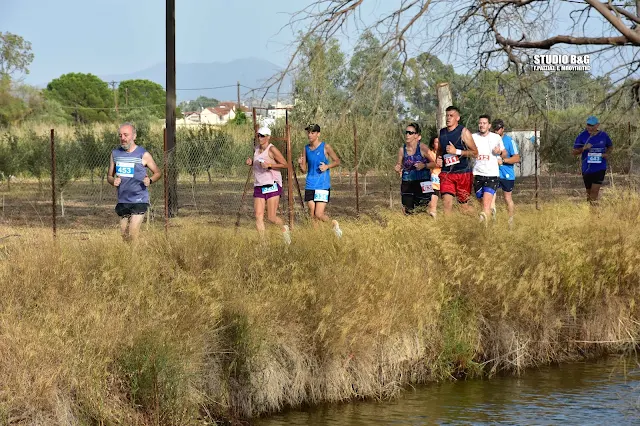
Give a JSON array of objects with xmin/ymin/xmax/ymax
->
[
  {"xmin": 534, "ymin": 122, "xmax": 540, "ymax": 210},
  {"xmin": 163, "ymin": 128, "xmax": 169, "ymax": 236},
  {"xmin": 50, "ymin": 129, "xmax": 57, "ymax": 238},
  {"xmin": 286, "ymin": 110, "xmax": 294, "ymax": 228},
  {"xmin": 353, "ymin": 120, "xmax": 360, "ymax": 217}
]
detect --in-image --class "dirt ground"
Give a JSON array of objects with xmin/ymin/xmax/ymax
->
[{"xmin": 0, "ymin": 171, "xmax": 637, "ymax": 232}]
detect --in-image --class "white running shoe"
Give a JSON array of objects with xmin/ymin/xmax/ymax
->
[
  {"xmin": 479, "ymin": 212, "xmax": 487, "ymax": 223},
  {"xmin": 332, "ymin": 220, "xmax": 343, "ymax": 238},
  {"xmin": 491, "ymin": 207, "xmax": 497, "ymax": 221},
  {"xmin": 282, "ymin": 225, "xmax": 291, "ymax": 245},
  {"xmin": 508, "ymin": 216, "xmax": 514, "ymax": 229}
]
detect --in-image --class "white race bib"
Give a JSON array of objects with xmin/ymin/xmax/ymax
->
[
  {"xmin": 587, "ymin": 152, "xmax": 602, "ymax": 164},
  {"xmin": 115, "ymin": 161, "xmax": 135, "ymax": 178},
  {"xmin": 444, "ymin": 154, "xmax": 460, "ymax": 166},
  {"xmin": 420, "ymin": 181, "xmax": 434, "ymax": 194},
  {"xmin": 313, "ymin": 189, "xmax": 329, "ymax": 202},
  {"xmin": 261, "ymin": 183, "xmax": 279, "ymax": 194}
]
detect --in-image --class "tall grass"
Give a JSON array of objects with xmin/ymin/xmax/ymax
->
[{"xmin": 0, "ymin": 194, "xmax": 639, "ymax": 424}]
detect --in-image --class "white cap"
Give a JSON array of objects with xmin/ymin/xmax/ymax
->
[{"xmin": 257, "ymin": 126, "xmax": 271, "ymax": 136}]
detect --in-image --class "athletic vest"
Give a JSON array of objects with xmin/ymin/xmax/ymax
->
[
  {"xmin": 401, "ymin": 142, "xmax": 430, "ymax": 181},
  {"xmin": 112, "ymin": 146, "xmax": 149, "ymax": 204},
  {"xmin": 439, "ymin": 125, "xmax": 471, "ymax": 173},
  {"xmin": 305, "ymin": 142, "xmax": 331, "ymax": 190}
]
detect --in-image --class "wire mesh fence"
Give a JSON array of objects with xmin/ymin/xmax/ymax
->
[{"xmin": 0, "ymin": 118, "xmax": 638, "ymax": 234}]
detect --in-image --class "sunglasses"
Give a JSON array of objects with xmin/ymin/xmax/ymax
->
[
  {"xmin": 405, "ymin": 130, "xmax": 418, "ymax": 135},
  {"xmin": 257, "ymin": 134, "xmax": 268, "ymax": 138}
]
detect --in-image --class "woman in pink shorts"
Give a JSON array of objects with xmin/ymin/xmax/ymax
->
[{"xmin": 245, "ymin": 126, "xmax": 291, "ymax": 243}]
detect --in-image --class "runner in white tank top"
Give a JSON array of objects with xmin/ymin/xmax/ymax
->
[{"xmin": 471, "ymin": 115, "xmax": 505, "ymax": 223}]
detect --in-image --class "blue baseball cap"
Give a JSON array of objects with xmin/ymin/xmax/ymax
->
[{"xmin": 586, "ymin": 116, "xmax": 599, "ymax": 125}]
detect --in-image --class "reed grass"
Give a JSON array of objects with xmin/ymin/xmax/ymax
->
[{"xmin": 0, "ymin": 193, "xmax": 639, "ymax": 424}]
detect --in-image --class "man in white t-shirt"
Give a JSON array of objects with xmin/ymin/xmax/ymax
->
[{"xmin": 472, "ymin": 115, "xmax": 504, "ymax": 222}]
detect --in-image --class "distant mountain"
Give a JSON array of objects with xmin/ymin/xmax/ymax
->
[{"xmin": 100, "ymin": 57, "xmax": 293, "ymax": 103}]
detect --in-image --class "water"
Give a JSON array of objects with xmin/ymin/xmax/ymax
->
[{"xmin": 256, "ymin": 356, "xmax": 640, "ymax": 425}]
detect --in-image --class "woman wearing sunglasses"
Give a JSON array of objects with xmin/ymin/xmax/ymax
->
[
  {"xmin": 245, "ymin": 126, "xmax": 291, "ymax": 244},
  {"xmin": 394, "ymin": 122, "xmax": 437, "ymax": 215}
]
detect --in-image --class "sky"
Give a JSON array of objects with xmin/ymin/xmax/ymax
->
[
  {"xmin": 1, "ymin": 0, "xmax": 634, "ymax": 87},
  {"xmin": 0, "ymin": 0, "xmax": 315, "ymax": 86}
]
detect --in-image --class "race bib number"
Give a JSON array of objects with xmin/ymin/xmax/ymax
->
[
  {"xmin": 587, "ymin": 152, "xmax": 602, "ymax": 164},
  {"xmin": 420, "ymin": 181, "xmax": 433, "ymax": 194},
  {"xmin": 261, "ymin": 183, "xmax": 279, "ymax": 194},
  {"xmin": 477, "ymin": 155, "xmax": 490, "ymax": 161},
  {"xmin": 115, "ymin": 161, "xmax": 135, "ymax": 178},
  {"xmin": 444, "ymin": 154, "xmax": 460, "ymax": 166},
  {"xmin": 313, "ymin": 189, "xmax": 329, "ymax": 202}
]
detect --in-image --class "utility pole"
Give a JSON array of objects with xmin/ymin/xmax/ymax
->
[
  {"xmin": 166, "ymin": 0, "xmax": 178, "ymax": 216},
  {"xmin": 110, "ymin": 81, "xmax": 118, "ymax": 114},
  {"xmin": 237, "ymin": 80, "xmax": 241, "ymax": 110}
]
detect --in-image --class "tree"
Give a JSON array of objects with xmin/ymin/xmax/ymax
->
[
  {"xmin": 0, "ymin": 32, "xmax": 34, "ymax": 78},
  {"xmin": 46, "ymin": 73, "xmax": 113, "ymax": 123},
  {"xmin": 345, "ymin": 31, "xmax": 397, "ymax": 117},
  {"xmin": 118, "ymin": 79, "xmax": 166, "ymax": 118},
  {"xmin": 0, "ymin": 75, "xmax": 28, "ymax": 127},
  {"xmin": 286, "ymin": 1, "xmax": 640, "ymax": 111},
  {"xmin": 178, "ymin": 96, "xmax": 220, "ymax": 113},
  {"xmin": 398, "ymin": 53, "xmax": 457, "ymax": 122},
  {"xmin": 0, "ymin": 32, "xmax": 34, "ymax": 127},
  {"xmin": 291, "ymin": 37, "xmax": 347, "ymax": 124}
]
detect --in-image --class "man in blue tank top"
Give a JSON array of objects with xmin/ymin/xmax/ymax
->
[
  {"xmin": 297, "ymin": 123, "xmax": 343, "ymax": 237},
  {"xmin": 572, "ymin": 116, "xmax": 613, "ymax": 205},
  {"xmin": 490, "ymin": 119, "xmax": 520, "ymax": 224},
  {"xmin": 107, "ymin": 123, "xmax": 161, "ymax": 242}
]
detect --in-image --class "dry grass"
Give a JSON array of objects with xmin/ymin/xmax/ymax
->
[{"xmin": 0, "ymin": 193, "xmax": 639, "ymax": 424}]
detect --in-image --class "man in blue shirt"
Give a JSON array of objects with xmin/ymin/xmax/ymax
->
[
  {"xmin": 490, "ymin": 119, "xmax": 520, "ymax": 224},
  {"xmin": 572, "ymin": 116, "xmax": 613, "ymax": 205}
]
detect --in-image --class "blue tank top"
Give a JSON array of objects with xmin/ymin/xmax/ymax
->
[
  {"xmin": 112, "ymin": 145, "xmax": 149, "ymax": 204},
  {"xmin": 401, "ymin": 142, "xmax": 430, "ymax": 181},
  {"xmin": 305, "ymin": 142, "xmax": 331, "ymax": 190},
  {"xmin": 439, "ymin": 125, "xmax": 471, "ymax": 173}
]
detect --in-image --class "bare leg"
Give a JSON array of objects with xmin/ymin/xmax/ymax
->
[
  {"xmin": 588, "ymin": 183, "xmax": 602, "ymax": 205},
  {"xmin": 503, "ymin": 191, "xmax": 515, "ymax": 218},
  {"xmin": 265, "ymin": 195, "xmax": 284, "ymax": 228},
  {"xmin": 482, "ymin": 192, "xmax": 493, "ymax": 218},
  {"xmin": 442, "ymin": 194, "xmax": 455, "ymax": 216},
  {"xmin": 428, "ymin": 194, "xmax": 438, "ymax": 217},
  {"xmin": 119, "ymin": 217, "xmax": 130, "ymax": 241},
  {"xmin": 459, "ymin": 201, "xmax": 475, "ymax": 215},
  {"xmin": 127, "ymin": 214, "xmax": 146, "ymax": 241},
  {"xmin": 307, "ymin": 200, "xmax": 319, "ymax": 228},
  {"xmin": 254, "ymin": 197, "xmax": 266, "ymax": 234},
  {"xmin": 313, "ymin": 202, "xmax": 331, "ymax": 222}
]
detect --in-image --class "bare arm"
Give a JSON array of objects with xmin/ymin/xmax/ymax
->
[
  {"xmin": 503, "ymin": 152, "xmax": 521, "ymax": 164},
  {"xmin": 265, "ymin": 146, "xmax": 288, "ymax": 169},
  {"xmin": 322, "ymin": 143, "xmax": 341, "ymax": 170},
  {"xmin": 394, "ymin": 147, "xmax": 403, "ymax": 174},
  {"xmin": 107, "ymin": 153, "xmax": 116, "ymax": 186},
  {"xmin": 603, "ymin": 145, "xmax": 613, "ymax": 159},
  {"xmin": 142, "ymin": 152, "xmax": 162, "ymax": 186},
  {"xmin": 461, "ymin": 128, "xmax": 478, "ymax": 158},
  {"xmin": 421, "ymin": 144, "xmax": 438, "ymax": 170},
  {"xmin": 298, "ymin": 147, "xmax": 307, "ymax": 173}
]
